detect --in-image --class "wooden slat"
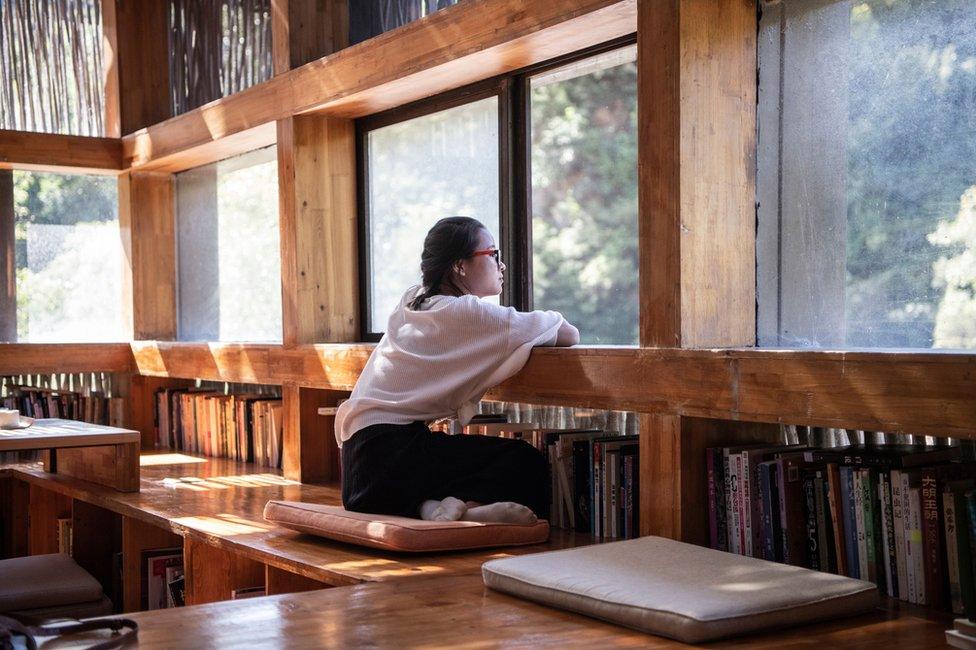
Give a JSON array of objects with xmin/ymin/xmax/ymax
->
[
  {"xmin": 119, "ymin": 172, "xmax": 177, "ymax": 339},
  {"xmin": 278, "ymin": 116, "xmax": 358, "ymax": 345},
  {"xmin": 0, "ymin": 171, "xmax": 13, "ymax": 341},
  {"xmin": 121, "ymin": 0, "xmax": 637, "ymax": 172},
  {"xmin": 116, "ymin": 0, "xmax": 171, "ymax": 135},
  {"xmin": 0, "ymin": 343, "xmax": 132, "ymax": 374},
  {"xmin": 0, "ymin": 478, "xmax": 29, "ymax": 558},
  {"xmin": 638, "ymin": 0, "xmax": 756, "ymax": 348},
  {"xmin": 0, "ymin": 130, "xmax": 122, "ymax": 174},
  {"xmin": 101, "ymin": 0, "xmax": 122, "ymax": 138}
]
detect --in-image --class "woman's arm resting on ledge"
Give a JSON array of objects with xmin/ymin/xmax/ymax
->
[{"xmin": 554, "ymin": 320, "xmax": 580, "ymax": 347}]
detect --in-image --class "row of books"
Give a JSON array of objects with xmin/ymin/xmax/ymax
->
[
  {"xmin": 153, "ymin": 387, "xmax": 283, "ymax": 468},
  {"xmin": 142, "ymin": 547, "xmax": 184, "ymax": 609},
  {"xmin": 707, "ymin": 442, "xmax": 976, "ymax": 613},
  {"xmin": 1, "ymin": 386, "xmax": 123, "ymax": 426},
  {"xmin": 462, "ymin": 417, "xmax": 639, "ymax": 539}
]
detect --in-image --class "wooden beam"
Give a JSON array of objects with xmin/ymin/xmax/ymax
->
[
  {"xmin": 122, "ymin": 0, "xmax": 637, "ymax": 171},
  {"xmin": 638, "ymin": 0, "xmax": 756, "ymax": 347},
  {"xmin": 101, "ymin": 0, "xmax": 122, "ymax": 138},
  {"xmin": 0, "ymin": 343, "xmax": 133, "ymax": 374},
  {"xmin": 116, "ymin": 0, "xmax": 172, "ymax": 135},
  {"xmin": 119, "ymin": 172, "xmax": 177, "ymax": 339},
  {"xmin": 278, "ymin": 116, "xmax": 358, "ymax": 345},
  {"xmin": 0, "ymin": 130, "xmax": 122, "ymax": 174},
  {"xmin": 0, "ymin": 171, "xmax": 14, "ymax": 341},
  {"xmin": 126, "ymin": 342, "xmax": 976, "ymax": 438}
]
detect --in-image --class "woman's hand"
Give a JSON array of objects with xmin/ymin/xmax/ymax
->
[{"xmin": 554, "ymin": 320, "xmax": 580, "ymax": 346}]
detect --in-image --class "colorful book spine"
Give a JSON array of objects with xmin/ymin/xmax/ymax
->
[
  {"xmin": 804, "ymin": 475, "xmax": 820, "ymax": 571},
  {"xmin": 920, "ymin": 470, "xmax": 945, "ymax": 610},
  {"xmin": 945, "ymin": 488, "xmax": 962, "ymax": 614},
  {"xmin": 957, "ymin": 487, "xmax": 976, "ymax": 619},
  {"xmin": 908, "ymin": 486, "xmax": 926, "ymax": 605},
  {"xmin": 840, "ymin": 465, "xmax": 860, "ymax": 579},
  {"xmin": 879, "ymin": 472, "xmax": 899, "ymax": 598},
  {"xmin": 826, "ymin": 463, "xmax": 847, "ymax": 577},
  {"xmin": 855, "ymin": 469, "xmax": 869, "ymax": 581},
  {"xmin": 891, "ymin": 469, "xmax": 909, "ymax": 600}
]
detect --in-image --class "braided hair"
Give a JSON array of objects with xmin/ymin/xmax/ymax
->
[{"xmin": 408, "ymin": 216, "xmax": 486, "ymax": 310}]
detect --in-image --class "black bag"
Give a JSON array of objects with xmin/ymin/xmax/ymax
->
[{"xmin": 0, "ymin": 615, "xmax": 137, "ymax": 650}]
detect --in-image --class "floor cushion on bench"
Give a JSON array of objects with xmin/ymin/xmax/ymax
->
[
  {"xmin": 482, "ymin": 536, "xmax": 879, "ymax": 643},
  {"xmin": 264, "ymin": 500, "xmax": 550, "ymax": 552},
  {"xmin": 0, "ymin": 553, "xmax": 112, "ymax": 620}
]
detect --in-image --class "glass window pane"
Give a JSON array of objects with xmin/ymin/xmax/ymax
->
[
  {"xmin": 366, "ymin": 97, "xmax": 500, "ymax": 332},
  {"xmin": 530, "ymin": 45, "xmax": 638, "ymax": 346},
  {"xmin": 176, "ymin": 146, "xmax": 282, "ymax": 342},
  {"xmin": 12, "ymin": 171, "xmax": 124, "ymax": 341},
  {"xmin": 757, "ymin": 0, "xmax": 976, "ymax": 349}
]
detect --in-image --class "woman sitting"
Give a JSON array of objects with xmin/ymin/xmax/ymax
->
[{"xmin": 335, "ymin": 216, "xmax": 580, "ymax": 523}]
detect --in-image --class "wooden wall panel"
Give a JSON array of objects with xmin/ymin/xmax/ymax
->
[
  {"xmin": 119, "ymin": 172, "xmax": 177, "ymax": 340},
  {"xmin": 28, "ymin": 484, "xmax": 72, "ymax": 556},
  {"xmin": 638, "ymin": 0, "xmax": 756, "ymax": 348},
  {"xmin": 121, "ymin": 516, "xmax": 182, "ymax": 612},
  {"xmin": 122, "ymin": 0, "xmax": 637, "ymax": 171},
  {"xmin": 0, "ymin": 478, "xmax": 29, "ymax": 558},
  {"xmin": 0, "ymin": 171, "xmax": 13, "ymax": 341},
  {"xmin": 282, "ymin": 385, "xmax": 345, "ymax": 483},
  {"xmin": 183, "ymin": 537, "xmax": 265, "ymax": 605},
  {"xmin": 72, "ymin": 500, "xmax": 123, "ymax": 606},
  {"xmin": 0, "ymin": 130, "xmax": 122, "ymax": 174},
  {"xmin": 278, "ymin": 116, "xmax": 358, "ymax": 345},
  {"xmin": 272, "ymin": 0, "xmax": 349, "ymax": 75},
  {"xmin": 116, "ymin": 0, "xmax": 172, "ymax": 135}
]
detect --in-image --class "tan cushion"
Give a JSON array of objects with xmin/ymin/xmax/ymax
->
[
  {"xmin": 0, "ymin": 554, "xmax": 104, "ymax": 612},
  {"xmin": 482, "ymin": 536, "xmax": 879, "ymax": 643},
  {"xmin": 263, "ymin": 501, "xmax": 550, "ymax": 552},
  {"xmin": 12, "ymin": 595, "xmax": 113, "ymax": 621}
]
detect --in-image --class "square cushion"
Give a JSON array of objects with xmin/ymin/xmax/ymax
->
[
  {"xmin": 482, "ymin": 536, "xmax": 879, "ymax": 643},
  {"xmin": 263, "ymin": 501, "xmax": 550, "ymax": 553},
  {"xmin": 0, "ymin": 554, "xmax": 104, "ymax": 612}
]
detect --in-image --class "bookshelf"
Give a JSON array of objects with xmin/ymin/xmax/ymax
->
[{"xmin": 0, "ymin": 0, "xmax": 974, "ymax": 632}]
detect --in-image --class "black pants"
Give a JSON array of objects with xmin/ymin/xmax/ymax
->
[{"xmin": 341, "ymin": 421, "xmax": 550, "ymax": 519}]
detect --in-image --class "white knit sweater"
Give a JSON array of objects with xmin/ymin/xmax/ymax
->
[{"xmin": 334, "ymin": 286, "xmax": 565, "ymax": 446}]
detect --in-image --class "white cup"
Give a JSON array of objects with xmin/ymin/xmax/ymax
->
[{"xmin": 0, "ymin": 409, "xmax": 20, "ymax": 428}]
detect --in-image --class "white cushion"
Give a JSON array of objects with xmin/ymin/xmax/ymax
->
[{"xmin": 482, "ymin": 536, "xmax": 879, "ymax": 643}]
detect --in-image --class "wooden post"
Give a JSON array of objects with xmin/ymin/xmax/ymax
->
[
  {"xmin": 100, "ymin": 0, "xmax": 122, "ymax": 138},
  {"xmin": 119, "ymin": 171, "xmax": 177, "ymax": 340},
  {"xmin": 115, "ymin": 0, "xmax": 171, "ymax": 134},
  {"xmin": 0, "ymin": 170, "xmax": 14, "ymax": 341},
  {"xmin": 637, "ymin": 0, "xmax": 758, "ymax": 541},
  {"xmin": 277, "ymin": 114, "xmax": 357, "ymax": 483}
]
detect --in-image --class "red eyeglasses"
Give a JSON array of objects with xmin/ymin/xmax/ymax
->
[{"xmin": 470, "ymin": 248, "xmax": 502, "ymax": 266}]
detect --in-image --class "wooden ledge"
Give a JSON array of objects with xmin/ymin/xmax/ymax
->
[
  {"xmin": 121, "ymin": 0, "xmax": 637, "ymax": 172},
  {"xmin": 0, "ymin": 130, "xmax": 123, "ymax": 175},
  {"xmin": 2, "ymin": 342, "xmax": 974, "ymax": 436}
]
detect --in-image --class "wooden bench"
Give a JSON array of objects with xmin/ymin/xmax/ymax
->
[{"xmin": 0, "ymin": 451, "xmax": 594, "ymax": 609}]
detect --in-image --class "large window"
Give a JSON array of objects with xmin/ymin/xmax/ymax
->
[
  {"xmin": 757, "ymin": 0, "xmax": 976, "ymax": 349},
  {"xmin": 363, "ymin": 96, "xmax": 501, "ymax": 333},
  {"xmin": 529, "ymin": 45, "xmax": 638, "ymax": 345},
  {"xmin": 176, "ymin": 146, "xmax": 281, "ymax": 342},
  {"xmin": 349, "ymin": 0, "xmax": 462, "ymax": 46},
  {"xmin": 10, "ymin": 171, "xmax": 124, "ymax": 342},
  {"xmin": 358, "ymin": 39, "xmax": 638, "ymax": 342}
]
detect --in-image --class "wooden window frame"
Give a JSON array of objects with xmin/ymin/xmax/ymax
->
[{"xmin": 355, "ymin": 34, "xmax": 637, "ymax": 341}]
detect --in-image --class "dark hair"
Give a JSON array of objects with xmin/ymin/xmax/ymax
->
[{"xmin": 409, "ymin": 216, "xmax": 486, "ymax": 310}]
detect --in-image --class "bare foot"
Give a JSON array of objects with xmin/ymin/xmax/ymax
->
[
  {"xmin": 462, "ymin": 502, "xmax": 537, "ymax": 525},
  {"xmin": 419, "ymin": 497, "xmax": 467, "ymax": 521}
]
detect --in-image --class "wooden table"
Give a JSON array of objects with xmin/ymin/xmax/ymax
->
[
  {"xmin": 1, "ymin": 419, "xmax": 140, "ymax": 492},
  {"xmin": 27, "ymin": 575, "xmax": 955, "ymax": 649}
]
